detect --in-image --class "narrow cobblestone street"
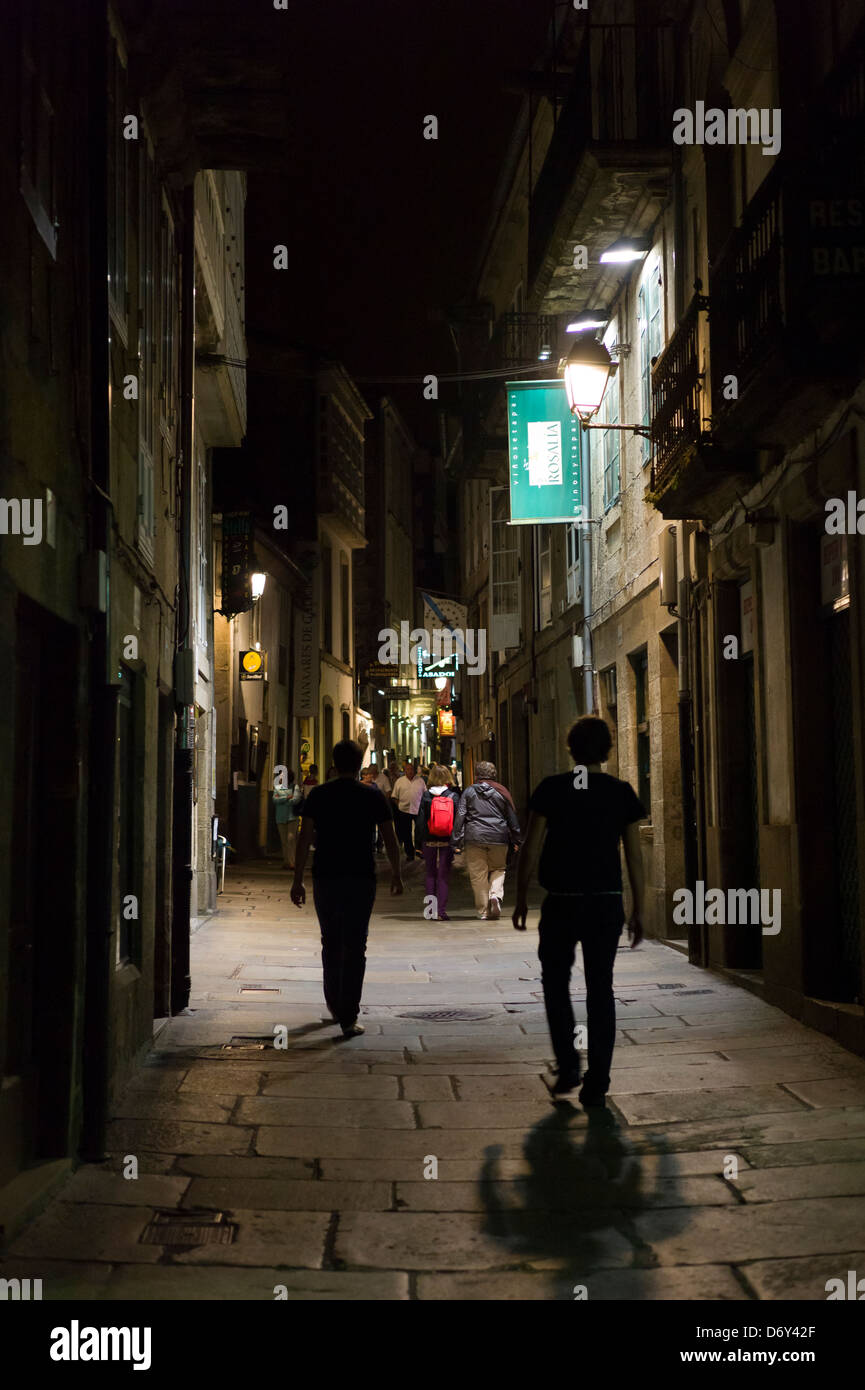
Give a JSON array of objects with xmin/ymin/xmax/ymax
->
[{"xmin": 5, "ymin": 859, "xmax": 865, "ymax": 1301}]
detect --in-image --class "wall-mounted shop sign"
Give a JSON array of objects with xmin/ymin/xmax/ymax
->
[
  {"xmin": 438, "ymin": 709, "xmax": 456, "ymax": 736},
  {"xmin": 383, "ymin": 686, "xmax": 412, "ymax": 700},
  {"xmin": 240, "ymin": 648, "xmax": 265, "ymax": 681},
  {"xmin": 417, "ymin": 649, "xmax": 459, "ymax": 678},
  {"xmin": 219, "ymin": 511, "xmax": 254, "ymax": 616},
  {"xmin": 506, "ymin": 381, "xmax": 582, "ymax": 524}
]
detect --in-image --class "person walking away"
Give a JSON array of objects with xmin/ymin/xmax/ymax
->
[
  {"xmin": 291, "ymin": 739, "xmax": 403, "ymax": 1036},
  {"xmin": 273, "ymin": 769, "xmax": 303, "ymax": 869},
  {"xmin": 416, "ymin": 764, "xmax": 461, "ymax": 920},
  {"xmin": 391, "ymin": 762, "xmax": 425, "ymax": 862},
  {"xmin": 452, "ymin": 761, "xmax": 521, "ymax": 919},
  {"xmin": 512, "ymin": 715, "xmax": 645, "ymax": 1106},
  {"xmin": 302, "ymin": 764, "xmax": 320, "ymax": 798}
]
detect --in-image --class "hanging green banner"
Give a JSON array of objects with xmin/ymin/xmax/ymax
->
[{"xmin": 506, "ymin": 380, "xmax": 583, "ymax": 524}]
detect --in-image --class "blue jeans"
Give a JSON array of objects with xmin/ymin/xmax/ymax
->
[
  {"xmin": 537, "ymin": 894, "xmax": 624, "ymax": 1091},
  {"xmin": 312, "ymin": 876, "xmax": 377, "ymax": 1027}
]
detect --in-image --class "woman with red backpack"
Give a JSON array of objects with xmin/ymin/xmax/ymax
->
[{"xmin": 416, "ymin": 764, "xmax": 461, "ymax": 921}]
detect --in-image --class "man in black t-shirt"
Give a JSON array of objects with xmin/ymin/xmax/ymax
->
[
  {"xmin": 513, "ymin": 716, "xmax": 646, "ymax": 1105},
  {"xmin": 291, "ymin": 739, "xmax": 403, "ymax": 1036}
]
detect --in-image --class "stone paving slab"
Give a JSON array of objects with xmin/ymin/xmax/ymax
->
[
  {"xmin": 416, "ymin": 1266, "xmax": 749, "ymax": 1300},
  {"xmin": 237, "ymin": 1096, "xmax": 417, "ymax": 1128},
  {"xmin": 634, "ymin": 1196, "xmax": 865, "ymax": 1264},
  {"xmin": 105, "ymin": 1266, "xmax": 411, "ymax": 1300},
  {"xmin": 782, "ymin": 1076, "xmax": 865, "ymax": 1108},
  {"xmin": 56, "ymin": 1171, "xmax": 191, "ymax": 1207},
  {"xmin": 182, "ymin": 1177, "xmax": 393, "ymax": 1211},
  {"xmin": 611, "ymin": 1084, "xmax": 809, "ymax": 1126},
  {"xmin": 110, "ymin": 1093, "xmax": 238, "ymax": 1123},
  {"xmin": 729, "ymin": 1160, "xmax": 865, "ymax": 1203},
  {"xmin": 254, "ymin": 1126, "xmax": 544, "ymax": 1160},
  {"xmin": 737, "ymin": 1251, "xmax": 865, "ymax": 1301},
  {"xmin": 742, "ymin": 1137, "xmax": 865, "ymax": 1167},
  {"xmin": 0, "ymin": 1259, "xmax": 115, "ymax": 1300},
  {"xmin": 169, "ymin": 1210, "xmax": 329, "ymax": 1268},
  {"xmin": 394, "ymin": 1174, "xmax": 735, "ymax": 1211},
  {"xmin": 6, "ymin": 1203, "xmax": 164, "ymax": 1264},
  {"xmin": 335, "ymin": 1210, "xmax": 636, "ymax": 1270},
  {"xmin": 261, "ymin": 1073, "xmax": 400, "ymax": 1099},
  {"xmin": 105, "ymin": 1119, "xmax": 255, "ymax": 1155}
]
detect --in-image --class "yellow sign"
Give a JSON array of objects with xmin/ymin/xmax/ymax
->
[{"xmin": 240, "ymin": 649, "xmax": 264, "ymax": 680}]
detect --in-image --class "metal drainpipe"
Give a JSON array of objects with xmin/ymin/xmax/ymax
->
[
  {"xmin": 678, "ymin": 568, "xmax": 700, "ymax": 962},
  {"xmin": 170, "ymin": 182, "xmax": 196, "ymax": 1014},
  {"xmin": 580, "ymin": 425, "xmax": 595, "ymax": 714},
  {"xmin": 81, "ymin": 3, "xmax": 115, "ymax": 1162}
]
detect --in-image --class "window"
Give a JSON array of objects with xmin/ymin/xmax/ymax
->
[
  {"xmin": 565, "ymin": 523, "xmax": 581, "ymax": 607},
  {"xmin": 107, "ymin": 33, "xmax": 128, "ymax": 330},
  {"xmin": 321, "ymin": 544, "xmax": 333, "ymax": 652},
  {"xmin": 598, "ymin": 376, "xmax": 621, "ymax": 509},
  {"xmin": 116, "ymin": 667, "xmax": 142, "ymax": 966},
  {"xmin": 630, "ymin": 647, "xmax": 651, "ymax": 815},
  {"xmin": 323, "ymin": 702, "xmax": 334, "ymax": 771},
  {"xmin": 340, "ymin": 553, "xmax": 350, "ymax": 663},
  {"xmin": 638, "ymin": 259, "xmax": 664, "ymax": 462},
  {"xmin": 159, "ymin": 200, "xmax": 178, "ymax": 441},
  {"xmin": 535, "ymin": 525, "xmax": 552, "ymax": 629},
  {"xmin": 489, "ymin": 486, "xmax": 520, "ymax": 649},
  {"xmin": 342, "ymin": 710, "xmax": 351, "ymax": 741},
  {"xmin": 278, "ymin": 643, "xmax": 287, "ymax": 687},
  {"xmin": 137, "ymin": 133, "xmax": 158, "ymax": 565},
  {"xmin": 20, "ymin": 3, "xmax": 58, "ymax": 259}
]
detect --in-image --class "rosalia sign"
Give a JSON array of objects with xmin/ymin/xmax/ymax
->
[{"xmin": 506, "ymin": 381, "xmax": 583, "ymax": 525}]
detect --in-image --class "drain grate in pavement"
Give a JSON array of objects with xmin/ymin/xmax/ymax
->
[
  {"xmin": 140, "ymin": 1210, "xmax": 236, "ymax": 1247},
  {"xmin": 657, "ymin": 983, "xmax": 687, "ymax": 990},
  {"xmin": 222, "ymin": 1035, "xmax": 274, "ymax": 1052},
  {"xmin": 673, "ymin": 989, "xmax": 714, "ymax": 996},
  {"xmin": 396, "ymin": 1008, "xmax": 496, "ymax": 1022},
  {"xmin": 238, "ymin": 986, "xmax": 280, "ymax": 994}
]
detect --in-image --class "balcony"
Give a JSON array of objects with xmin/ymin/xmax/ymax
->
[
  {"xmin": 528, "ymin": 23, "xmax": 674, "ymax": 312},
  {"xmin": 647, "ymin": 294, "xmax": 753, "ymax": 519},
  {"xmin": 710, "ymin": 23, "xmax": 865, "ymax": 454},
  {"xmin": 461, "ymin": 312, "xmax": 562, "ymax": 478}
]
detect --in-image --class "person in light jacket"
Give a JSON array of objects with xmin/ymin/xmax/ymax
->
[
  {"xmin": 416, "ymin": 764, "xmax": 462, "ymax": 921},
  {"xmin": 273, "ymin": 770, "xmax": 303, "ymax": 869},
  {"xmin": 452, "ymin": 761, "xmax": 521, "ymax": 919}
]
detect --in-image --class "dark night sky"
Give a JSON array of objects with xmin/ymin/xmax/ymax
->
[{"xmin": 273, "ymin": 0, "xmax": 554, "ymax": 437}]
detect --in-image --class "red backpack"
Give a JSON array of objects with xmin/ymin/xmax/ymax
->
[{"xmin": 428, "ymin": 793, "xmax": 455, "ymax": 838}]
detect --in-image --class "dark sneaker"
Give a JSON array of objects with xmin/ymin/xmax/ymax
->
[
  {"xmin": 545, "ymin": 1073, "xmax": 581, "ymax": 1100},
  {"xmin": 340, "ymin": 1022, "xmax": 365, "ymax": 1038},
  {"xmin": 578, "ymin": 1084, "xmax": 606, "ymax": 1108},
  {"xmin": 438, "ymin": 911, "xmax": 449, "ymax": 921}
]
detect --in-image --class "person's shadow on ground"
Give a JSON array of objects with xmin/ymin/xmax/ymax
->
[{"xmin": 478, "ymin": 1105, "xmax": 686, "ymax": 1298}]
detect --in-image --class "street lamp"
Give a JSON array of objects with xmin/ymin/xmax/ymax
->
[
  {"xmin": 562, "ymin": 337, "xmax": 615, "ymax": 422},
  {"xmin": 599, "ymin": 236, "xmax": 649, "ymax": 264},
  {"xmin": 566, "ymin": 311, "xmax": 609, "ymax": 334},
  {"xmin": 562, "ymin": 337, "xmax": 652, "ymax": 441},
  {"xmin": 250, "ymin": 572, "xmax": 267, "ymax": 600}
]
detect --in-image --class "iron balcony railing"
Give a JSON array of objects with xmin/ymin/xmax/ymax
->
[
  {"xmin": 650, "ymin": 293, "xmax": 706, "ymax": 493},
  {"xmin": 491, "ymin": 311, "xmax": 563, "ymax": 367},
  {"xmin": 709, "ymin": 161, "xmax": 786, "ymax": 426}
]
